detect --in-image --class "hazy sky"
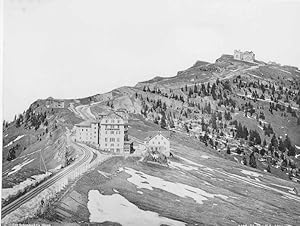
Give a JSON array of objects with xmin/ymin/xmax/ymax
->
[{"xmin": 3, "ymin": 0, "xmax": 300, "ymax": 121}]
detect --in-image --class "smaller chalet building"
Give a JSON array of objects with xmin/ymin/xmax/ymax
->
[{"xmin": 144, "ymin": 132, "xmax": 170, "ymax": 157}]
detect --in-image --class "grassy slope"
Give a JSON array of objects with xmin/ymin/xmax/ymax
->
[
  {"xmin": 35, "ymin": 117, "xmax": 300, "ymax": 225},
  {"xmin": 2, "ymin": 102, "xmax": 82, "ymax": 188},
  {"xmin": 3, "ymin": 54, "xmax": 300, "ymax": 224}
]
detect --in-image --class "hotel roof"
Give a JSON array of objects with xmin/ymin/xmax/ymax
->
[{"xmin": 75, "ymin": 120, "xmax": 98, "ymax": 127}]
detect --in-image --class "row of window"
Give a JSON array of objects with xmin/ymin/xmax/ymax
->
[
  {"xmin": 105, "ymin": 138, "xmax": 121, "ymax": 142},
  {"xmin": 105, "ymin": 125, "xmax": 120, "ymax": 129},
  {"xmin": 105, "ymin": 119, "xmax": 121, "ymax": 123},
  {"xmin": 79, "ymin": 133, "xmax": 97, "ymax": 136},
  {"xmin": 80, "ymin": 128, "xmax": 98, "ymax": 132},
  {"xmin": 151, "ymin": 141, "xmax": 167, "ymax": 145},
  {"xmin": 104, "ymin": 148, "xmax": 121, "ymax": 153},
  {"xmin": 104, "ymin": 143, "xmax": 121, "ymax": 147},
  {"xmin": 151, "ymin": 147, "xmax": 160, "ymax": 151},
  {"xmin": 80, "ymin": 131, "xmax": 121, "ymax": 135},
  {"xmin": 104, "ymin": 131, "xmax": 121, "ymax": 134}
]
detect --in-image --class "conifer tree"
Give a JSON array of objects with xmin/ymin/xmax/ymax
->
[
  {"xmin": 160, "ymin": 112, "xmax": 167, "ymax": 129},
  {"xmin": 242, "ymin": 156, "xmax": 247, "ymax": 165},
  {"xmin": 271, "ymin": 134, "xmax": 278, "ymax": 148},
  {"xmin": 226, "ymin": 146, "xmax": 231, "ymax": 154},
  {"xmin": 249, "ymin": 152, "xmax": 257, "ymax": 168},
  {"xmin": 267, "ymin": 164, "xmax": 271, "ymax": 173}
]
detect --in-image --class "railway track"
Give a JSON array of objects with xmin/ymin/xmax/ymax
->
[{"xmin": 1, "ymin": 142, "xmax": 92, "ymax": 218}]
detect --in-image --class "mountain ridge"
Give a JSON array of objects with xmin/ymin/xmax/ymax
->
[{"xmin": 2, "ymin": 52, "xmax": 300, "ymax": 224}]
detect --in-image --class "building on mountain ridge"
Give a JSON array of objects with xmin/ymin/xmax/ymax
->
[
  {"xmin": 45, "ymin": 97, "xmax": 65, "ymax": 108},
  {"xmin": 234, "ymin": 50, "xmax": 255, "ymax": 62}
]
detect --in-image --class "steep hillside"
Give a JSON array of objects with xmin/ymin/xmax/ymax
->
[
  {"xmin": 25, "ymin": 113, "xmax": 300, "ymax": 225},
  {"xmin": 108, "ymin": 54, "xmax": 300, "ymax": 182},
  {"xmin": 3, "ymin": 54, "xmax": 300, "ymax": 186},
  {"xmin": 2, "ymin": 53, "xmax": 300, "ymax": 224},
  {"xmin": 2, "ymin": 98, "xmax": 83, "ymax": 190}
]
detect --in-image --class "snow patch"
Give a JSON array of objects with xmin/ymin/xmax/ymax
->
[
  {"xmin": 270, "ymin": 183, "xmax": 294, "ymax": 191},
  {"xmin": 257, "ymin": 125, "xmax": 264, "ymax": 131},
  {"xmin": 113, "ymin": 188, "xmax": 119, "ymax": 193},
  {"xmin": 4, "ymin": 135, "xmax": 25, "ymax": 148},
  {"xmin": 241, "ymin": 170, "xmax": 263, "ymax": 177},
  {"xmin": 8, "ymin": 159, "xmax": 35, "ymax": 176},
  {"xmin": 87, "ymin": 190, "xmax": 185, "ymax": 226},
  {"xmin": 98, "ymin": 170, "xmax": 110, "ymax": 178},
  {"xmin": 117, "ymin": 167, "xmax": 124, "ymax": 173},
  {"xmin": 124, "ymin": 167, "xmax": 228, "ymax": 205},
  {"xmin": 201, "ymin": 155, "xmax": 210, "ymax": 159},
  {"xmin": 137, "ymin": 191, "xmax": 143, "ymax": 195},
  {"xmin": 169, "ymin": 161, "xmax": 198, "ymax": 171},
  {"xmin": 247, "ymin": 73, "xmax": 261, "ymax": 79},
  {"xmin": 49, "ymin": 164, "xmax": 62, "ymax": 172},
  {"xmin": 295, "ymin": 145, "xmax": 300, "ymax": 150}
]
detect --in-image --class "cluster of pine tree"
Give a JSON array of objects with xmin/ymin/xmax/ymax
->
[
  {"xmin": 269, "ymin": 134, "xmax": 296, "ymax": 157},
  {"xmin": 6, "ymin": 144, "xmax": 20, "ymax": 161},
  {"xmin": 263, "ymin": 123, "xmax": 274, "ymax": 137},
  {"xmin": 22, "ymin": 108, "xmax": 48, "ymax": 130},
  {"xmin": 136, "ymin": 92, "xmax": 173, "ymax": 130}
]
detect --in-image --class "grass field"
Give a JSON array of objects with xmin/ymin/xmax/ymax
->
[
  {"xmin": 4, "ymin": 53, "xmax": 300, "ymax": 225},
  {"xmin": 30, "ymin": 118, "xmax": 300, "ymax": 225}
]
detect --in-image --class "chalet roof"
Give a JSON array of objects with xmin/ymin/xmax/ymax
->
[{"xmin": 144, "ymin": 131, "xmax": 171, "ymax": 142}]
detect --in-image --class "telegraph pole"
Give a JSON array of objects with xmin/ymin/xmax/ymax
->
[{"xmin": 39, "ymin": 149, "xmax": 47, "ymax": 172}]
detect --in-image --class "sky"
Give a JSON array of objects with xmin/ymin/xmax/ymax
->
[{"xmin": 3, "ymin": 0, "xmax": 300, "ymax": 121}]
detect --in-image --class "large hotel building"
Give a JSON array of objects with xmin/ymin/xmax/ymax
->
[{"xmin": 74, "ymin": 111, "xmax": 129, "ymax": 154}]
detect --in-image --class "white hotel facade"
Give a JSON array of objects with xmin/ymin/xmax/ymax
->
[
  {"xmin": 99, "ymin": 114, "xmax": 125, "ymax": 153},
  {"xmin": 75, "ymin": 111, "xmax": 129, "ymax": 153},
  {"xmin": 75, "ymin": 120, "xmax": 99, "ymax": 144}
]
